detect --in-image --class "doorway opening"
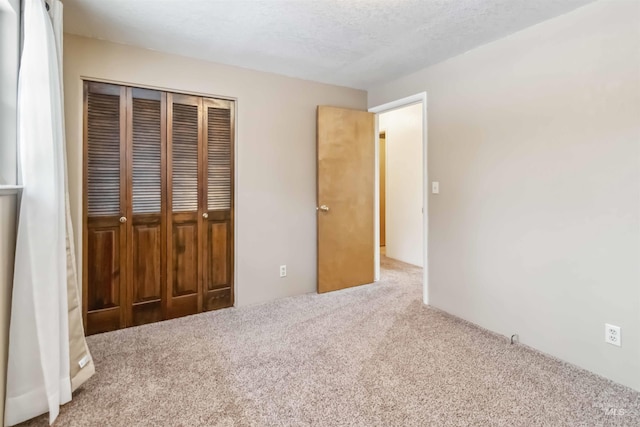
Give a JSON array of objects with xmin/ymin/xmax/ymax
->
[{"xmin": 370, "ymin": 93, "xmax": 428, "ymax": 304}]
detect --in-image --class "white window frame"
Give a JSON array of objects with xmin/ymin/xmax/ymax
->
[{"xmin": 0, "ymin": 0, "xmax": 20, "ymax": 193}]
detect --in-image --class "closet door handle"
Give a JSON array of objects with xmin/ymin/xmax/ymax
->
[
  {"xmin": 119, "ymin": 216, "xmax": 127, "ymax": 223},
  {"xmin": 202, "ymin": 212, "xmax": 209, "ymax": 219}
]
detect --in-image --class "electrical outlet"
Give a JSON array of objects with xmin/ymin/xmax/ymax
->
[
  {"xmin": 605, "ymin": 323, "xmax": 621, "ymax": 347},
  {"xmin": 279, "ymin": 265, "xmax": 287, "ymax": 278}
]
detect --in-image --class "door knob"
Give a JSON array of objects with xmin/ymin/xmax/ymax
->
[
  {"xmin": 119, "ymin": 216, "xmax": 127, "ymax": 223},
  {"xmin": 202, "ymin": 212, "xmax": 209, "ymax": 219},
  {"xmin": 318, "ymin": 205, "xmax": 330, "ymax": 212}
]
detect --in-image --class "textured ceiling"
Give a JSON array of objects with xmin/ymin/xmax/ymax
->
[{"xmin": 63, "ymin": 0, "xmax": 595, "ymax": 89}]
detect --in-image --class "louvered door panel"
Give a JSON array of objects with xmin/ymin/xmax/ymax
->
[
  {"xmin": 84, "ymin": 82, "xmax": 127, "ymax": 335},
  {"xmin": 132, "ymin": 94, "xmax": 162, "ymax": 213},
  {"xmin": 87, "ymin": 89, "xmax": 121, "ymax": 216},
  {"xmin": 207, "ymin": 107, "xmax": 231, "ymax": 210},
  {"xmin": 172, "ymin": 103, "xmax": 199, "ymax": 212},
  {"xmin": 202, "ymin": 99, "xmax": 234, "ymax": 311},
  {"xmin": 127, "ymin": 88, "xmax": 166, "ymax": 327},
  {"xmin": 166, "ymin": 93, "xmax": 203, "ymax": 319}
]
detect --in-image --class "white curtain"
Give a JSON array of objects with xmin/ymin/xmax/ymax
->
[
  {"xmin": 51, "ymin": 0, "xmax": 96, "ymax": 395},
  {"xmin": 4, "ymin": 1, "xmax": 92, "ymax": 425}
]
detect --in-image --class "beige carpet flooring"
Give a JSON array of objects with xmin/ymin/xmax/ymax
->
[{"xmin": 23, "ymin": 256, "xmax": 640, "ymax": 426}]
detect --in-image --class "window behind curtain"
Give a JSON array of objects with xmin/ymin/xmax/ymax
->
[{"xmin": 0, "ymin": 0, "xmax": 20, "ymax": 186}]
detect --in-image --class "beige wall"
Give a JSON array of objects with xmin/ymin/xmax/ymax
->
[
  {"xmin": 369, "ymin": 0, "xmax": 640, "ymax": 390},
  {"xmin": 64, "ymin": 35, "xmax": 367, "ymax": 308},
  {"xmin": 379, "ymin": 104, "xmax": 423, "ymax": 266}
]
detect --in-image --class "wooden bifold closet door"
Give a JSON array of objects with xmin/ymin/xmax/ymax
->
[{"xmin": 83, "ymin": 81, "xmax": 234, "ymax": 335}]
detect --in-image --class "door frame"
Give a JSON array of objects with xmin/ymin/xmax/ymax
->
[{"xmin": 369, "ymin": 92, "xmax": 428, "ymax": 305}]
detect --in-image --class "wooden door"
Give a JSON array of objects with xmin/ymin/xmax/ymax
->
[
  {"xmin": 84, "ymin": 82, "xmax": 235, "ymax": 334},
  {"xmin": 202, "ymin": 98, "xmax": 235, "ymax": 311},
  {"xmin": 166, "ymin": 93, "xmax": 203, "ymax": 319},
  {"xmin": 83, "ymin": 82, "xmax": 127, "ymax": 334},
  {"xmin": 379, "ymin": 132, "xmax": 386, "ymax": 247},
  {"xmin": 126, "ymin": 87, "xmax": 166, "ymax": 326},
  {"xmin": 317, "ymin": 106, "xmax": 375, "ymax": 293}
]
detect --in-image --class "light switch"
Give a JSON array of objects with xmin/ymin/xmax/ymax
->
[{"xmin": 432, "ymin": 181, "xmax": 439, "ymax": 194}]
